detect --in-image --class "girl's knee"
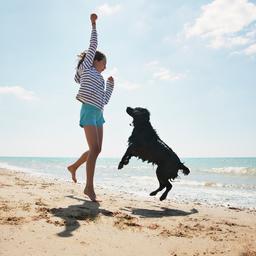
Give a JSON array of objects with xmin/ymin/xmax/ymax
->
[{"xmin": 89, "ymin": 146, "xmax": 101, "ymax": 156}]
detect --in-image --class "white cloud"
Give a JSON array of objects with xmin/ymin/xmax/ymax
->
[
  {"xmin": 95, "ymin": 3, "xmax": 122, "ymax": 17},
  {"xmin": 119, "ymin": 80, "xmax": 141, "ymax": 90},
  {"xmin": 104, "ymin": 67, "xmax": 141, "ymax": 90},
  {"xmin": 185, "ymin": 0, "xmax": 256, "ymax": 38},
  {"xmin": 184, "ymin": 0, "xmax": 256, "ymax": 55},
  {"xmin": 244, "ymin": 42, "xmax": 256, "ymax": 55},
  {"xmin": 0, "ymin": 86, "xmax": 38, "ymax": 101},
  {"xmin": 145, "ymin": 61, "xmax": 185, "ymax": 82},
  {"xmin": 209, "ymin": 35, "xmax": 251, "ymax": 49}
]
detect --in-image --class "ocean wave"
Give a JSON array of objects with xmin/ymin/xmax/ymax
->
[
  {"xmin": 97, "ymin": 164, "xmax": 154, "ymax": 170},
  {"xmin": 126, "ymin": 175, "xmax": 256, "ymax": 190},
  {"xmin": 175, "ymin": 179, "xmax": 256, "ymax": 190},
  {"xmin": 130, "ymin": 176, "xmax": 155, "ymax": 181},
  {"xmin": 206, "ymin": 167, "xmax": 256, "ymax": 176},
  {"xmin": 0, "ymin": 161, "xmax": 33, "ymax": 173}
]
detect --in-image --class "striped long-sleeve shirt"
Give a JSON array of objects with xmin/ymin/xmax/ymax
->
[{"xmin": 75, "ymin": 27, "xmax": 114, "ymax": 110}]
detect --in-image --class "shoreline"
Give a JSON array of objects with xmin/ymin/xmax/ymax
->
[
  {"xmin": 1, "ymin": 168, "xmax": 256, "ymax": 256},
  {"xmin": 1, "ymin": 166, "xmax": 255, "ymax": 211}
]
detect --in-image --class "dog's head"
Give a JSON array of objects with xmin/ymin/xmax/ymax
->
[{"xmin": 126, "ymin": 107, "xmax": 150, "ymax": 125}]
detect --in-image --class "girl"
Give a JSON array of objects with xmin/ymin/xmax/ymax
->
[{"xmin": 68, "ymin": 13, "xmax": 114, "ymax": 202}]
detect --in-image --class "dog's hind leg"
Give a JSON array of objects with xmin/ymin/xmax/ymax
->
[
  {"xmin": 159, "ymin": 181, "xmax": 172, "ymax": 201},
  {"xmin": 150, "ymin": 184, "xmax": 165, "ymax": 196},
  {"xmin": 150, "ymin": 167, "xmax": 165, "ymax": 196},
  {"xmin": 153, "ymin": 166, "xmax": 173, "ymax": 201}
]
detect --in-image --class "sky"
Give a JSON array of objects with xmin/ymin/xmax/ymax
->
[{"xmin": 0, "ymin": 0, "xmax": 256, "ymax": 158}]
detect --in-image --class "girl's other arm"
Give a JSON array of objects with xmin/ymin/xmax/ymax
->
[{"xmin": 104, "ymin": 76, "xmax": 114, "ymax": 105}]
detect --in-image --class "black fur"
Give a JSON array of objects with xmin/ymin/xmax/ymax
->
[{"xmin": 118, "ymin": 107, "xmax": 190, "ymax": 201}]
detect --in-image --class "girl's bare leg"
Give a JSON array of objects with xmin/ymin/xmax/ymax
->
[
  {"xmin": 83, "ymin": 126, "xmax": 102, "ymax": 201},
  {"xmin": 97, "ymin": 126, "xmax": 103, "ymax": 153},
  {"xmin": 67, "ymin": 151, "xmax": 89, "ymax": 183}
]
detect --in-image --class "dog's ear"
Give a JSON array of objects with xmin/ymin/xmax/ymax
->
[
  {"xmin": 133, "ymin": 109, "xmax": 150, "ymax": 124},
  {"xmin": 144, "ymin": 109, "xmax": 150, "ymax": 117},
  {"xmin": 139, "ymin": 109, "xmax": 150, "ymax": 118}
]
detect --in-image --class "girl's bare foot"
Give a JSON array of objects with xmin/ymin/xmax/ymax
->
[
  {"xmin": 67, "ymin": 165, "xmax": 77, "ymax": 183},
  {"xmin": 84, "ymin": 187, "xmax": 97, "ymax": 202}
]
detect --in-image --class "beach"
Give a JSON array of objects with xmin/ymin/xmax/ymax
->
[{"xmin": 1, "ymin": 168, "xmax": 256, "ymax": 256}]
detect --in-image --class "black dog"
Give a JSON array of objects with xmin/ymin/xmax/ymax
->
[{"xmin": 118, "ymin": 107, "xmax": 190, "ymax": 201}]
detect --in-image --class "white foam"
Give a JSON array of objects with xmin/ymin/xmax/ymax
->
[
  {"xmin": 208, "ymin": 167, "xmax": 256, "ymax": 175},
  {"xmin": 0, "ymin": 161, "xmax": 33, "ymax": 173},
  {"xmin": 176, "ymin": 179, "xmax": 256, "ymax": 190},
  {"xmin": 126, "ymin": 175, "xmax": 256, "ymax": 190}
]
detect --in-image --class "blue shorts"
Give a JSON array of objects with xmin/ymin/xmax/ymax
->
[{"xmin": 80, "ymin": 103, "xmax": 105, "ymax": 127}]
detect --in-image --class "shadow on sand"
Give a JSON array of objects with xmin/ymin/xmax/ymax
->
[
  {"xmin": 122, "ymin": 207, "xmax": 198, "ymax": 218},
  {"xmin": 49, "ymin": 195, "xmax": 113, "ymax": 237},
  {"xmin": 50, "ymin": 195, "xmax": 198, "ymax": 236}
]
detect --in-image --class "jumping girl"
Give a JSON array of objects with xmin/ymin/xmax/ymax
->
[{"xmin": 68, "ymin": 13, "xmax": 114, "ymax": 202}]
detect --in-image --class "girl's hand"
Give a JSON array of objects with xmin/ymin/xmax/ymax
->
[
  {"xmin": 107, "ymin": 76, "xmax": 114, "ymax": 86},
  {"xmin": 90, "ymin": 13, "xmax": 97, "ymax": 25}
]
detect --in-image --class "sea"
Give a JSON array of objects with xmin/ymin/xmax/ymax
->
[{"xmin": 0, "ymin": 156, "xmax": 256, "ymax": 209}]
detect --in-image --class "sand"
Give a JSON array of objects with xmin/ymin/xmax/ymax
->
[{"xmin": 1, "ymin": 168, "xmax": 256, "ymax": 256}]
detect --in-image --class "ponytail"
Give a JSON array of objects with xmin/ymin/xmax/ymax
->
[{"xmin": 76, "ymin": 50, "xmax": 106, "ymax": 69}]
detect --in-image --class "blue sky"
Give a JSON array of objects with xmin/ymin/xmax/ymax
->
[{"xmin": 0, "ymin": 0, "xmax": 256, "ymax": 157}]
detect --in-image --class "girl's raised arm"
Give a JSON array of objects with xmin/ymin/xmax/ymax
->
[{"xmin": 82, "ymin": 14, "xmax": 98, "ymax": 69}]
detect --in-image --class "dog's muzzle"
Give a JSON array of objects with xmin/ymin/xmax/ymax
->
[{"xmin": 126, "ymin": 107, "xmax": 134, "ymax": 115}]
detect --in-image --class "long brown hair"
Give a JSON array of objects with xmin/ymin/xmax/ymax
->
[{"xmin": 77, "ymin": 51, "xmax": 106, "ymax": 69}]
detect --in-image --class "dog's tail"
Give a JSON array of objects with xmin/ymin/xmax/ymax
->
[{"xmin": 179, "ymin": 163, "xmax": 190, "ymax": 175}]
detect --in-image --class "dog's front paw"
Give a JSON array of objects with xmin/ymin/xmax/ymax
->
[{"xmin": 118, "ymin": 162, "xmax": 124, "ymax": 170}]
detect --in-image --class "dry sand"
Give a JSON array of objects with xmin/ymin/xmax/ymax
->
[{"xmin": 1, "ymin": 168, "xmax": 256, "ymax": 256}]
